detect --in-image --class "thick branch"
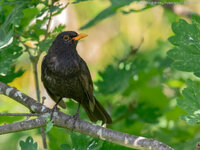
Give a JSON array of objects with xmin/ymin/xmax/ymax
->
[
  {"xmin": 0, "ymin": 113, "xmax": 40, "ymax": 116},
  {"xmin": 0, "ymin": 81, "xmax": 173, "ymax": 150},
  {"xmin": 0, "ymin": 117, "xmax": 46, "ymax": 134}
]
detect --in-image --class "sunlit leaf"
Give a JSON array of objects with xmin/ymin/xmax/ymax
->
[
  {"xmin": 46, "ymin": 120, "xmax": 54, "ymax": 133},
  {"xmin": 38, "ymin": 39, "xmax": 53, "ymax": 52},
  {"xmin": 0, "ymin": 4, "xmax": 24, "ymax": 48},
  {"xmin": 0, "ymin": 67, "xmax": 24, "ymax": 83},
  {"xmin": 80, "ymin": 0, "xmax": 138, "ymax": 30},
  {"xmin": 0, "ymin": 39, "xmax": 23, "ymax": 74}
]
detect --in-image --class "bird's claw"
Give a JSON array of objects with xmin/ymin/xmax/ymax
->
[
  {"xmin": 72, "ymin": 113, "xmax": 79, "ymax": 129},
  {"xmin": 50, "ymin": 106, "xmax": 59, "ymax": 121}
]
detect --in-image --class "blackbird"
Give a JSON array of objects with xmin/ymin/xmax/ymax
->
[{"xmin": 41, "ymin": 31, "xmax": 112, "ymax": 124}]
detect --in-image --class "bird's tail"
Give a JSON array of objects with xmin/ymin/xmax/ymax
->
[{"xmin": 82, "ymin": 97, "xmax": 112, "ymax": 124}]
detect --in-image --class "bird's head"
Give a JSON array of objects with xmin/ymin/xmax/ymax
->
[{"xmin": 54, "ymin": 31, "xmax": 88, "ymax": 48}]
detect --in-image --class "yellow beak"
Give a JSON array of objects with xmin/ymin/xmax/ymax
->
[{"xmin": 72, "ymin": 33, "xmax": 88, "ymax": 41}]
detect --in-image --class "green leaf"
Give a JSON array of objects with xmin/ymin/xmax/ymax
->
[
  {"xmin": 0, "ymin": 28, "xmax": 13, "ymax": 49},
  {"xmin": 0, "ymin": 66, "xmax": 24, "ymax": 83},
  {"xmin": 51, "ymin": 3, "xmax": 69, "ymax": 17},
  {"xmin": 19, "ymin": 136, "xmax": 37, "ymax": 150},
  {"xmin": 0, "ymin": 39, "xmax": 23, "ymax": 74},
  {"xmin": 38, "ymin": 39, "xmax": 53, "ymax": 52},
  {"xmin": 167, "ymin": 18, "xmax": 200, "ymax": 77},
  {"xmin": 48, "ymin": 127, "xmax": 71, "ymax": 150},
  {"xmin": 96, "ymin": 64, "xmax": 132, "ymax": 95},
  {"xmin": 44, "ymin": 114, "xmax": 53, "ymax": 133},
  {"xmin": 46, "ymin": 120, "xmax": 54, "ymax": 133},
  {"xmin": 0, "ymin": 4, "xmax": 24, "ymax": 48},
  {"xmin": 96, "ymin": 57, "xmax": 147, "ymax": 95},
  {"xmin": 80, "ymin": 0, "xmax": 137, "ymax": 30},
  {"xmin": 0, "ymin": 115, "xmax": 24, "ymax": 124},
  {"xmin": 72, "ymin": 0, "xmax": 91, "ymax": 4},
  {"xmin": 174, "ymin": 138, "xmax": 200, "ymax": 150},
  {"xmin": 52, "ymin": 24, "xmax": 66, "ymax": 34},
  {"xmin": 49, "ymin": 5, "xmax": 61, "ymax": 13},
  {"xmin": 60, "ymin": 144, "xmax": 71, "ymax": 150},
  {"xmin": 133, "ymin": 102, "xmax": 161, "ymax": 123},
  {"xmin": 177, "ymin": 80, "xmax": 200, "ymax": 125},
  {"xmin": 20, "ymin": 7, "xmax": 40, "ymax": 28},
  {"xmin": 3, "ymin": 4, "xmax": 24, "ymax": 27},
  {"xmin": 70, "ymin": 132, "xmax": 102, "ymax": 150}
]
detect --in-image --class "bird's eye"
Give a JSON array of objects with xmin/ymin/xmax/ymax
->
[{"xmin": 63, "ymin": 35, "xmax": 70, "ymax": 41}]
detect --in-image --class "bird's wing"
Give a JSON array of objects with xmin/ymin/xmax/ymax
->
[{"xmin": 78, "ymin": 57, "xmax": 95, "ymax": 111}]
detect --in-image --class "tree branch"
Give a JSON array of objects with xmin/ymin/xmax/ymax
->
[
  {"xmin": 0, "ymin": 113, "xmax": 40, "ymax": 116},
  {"xmin": 0, "ymin": 81, "xmax": 173, "ymax": 150},
  {"xmin": 0, "ymin": 117, "xmax": 46, "ymax": 134}
]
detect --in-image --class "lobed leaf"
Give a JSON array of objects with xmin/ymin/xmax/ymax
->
[
  {"xmin": 177, "ymin": 80, "xmax": 200, "ymax": 125},
  {"xmin": 167, "ymin": 17, "xmax": 200, "ymax": 77},
  {"xmin": 0, "ymin": 39, "xmax": 23, "ymax": 74},
  {"xmin": 19, "ymin": 136, "xmax": 38, "ymax": 150}
]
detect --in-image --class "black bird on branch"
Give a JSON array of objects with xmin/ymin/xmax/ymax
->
[{"xmin": 41, "ymin": 31, "xmax": 112, "ymax": 124}]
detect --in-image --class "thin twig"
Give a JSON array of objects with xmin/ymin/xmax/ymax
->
[
  {"xmin": 42, "ymin": 96, "xmax": 46, "ymax": 105},
  {"xmin": 32, "ymin": 62, "xmax": 41, "ymax": 103},
  {"xmin": 118, "ymin": 38, "xmax": 144, "ymax": 64},
  {"xmin": 0, "ymin": 113, "xmax": 40, "ymax": 116},
  {"xmin": 40, "ymin": 127, "xmax": 47, "ymax": 149},
  {"xmin": 44, "ymin": 1, "xmax": 54, "ymax": 40}
]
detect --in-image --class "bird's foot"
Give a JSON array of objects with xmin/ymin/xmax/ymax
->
[
  {"xmin": 50, "ymin": 106, "xmax": 59, "ymax": 121},
  {"xmin": 72, "ymin": 112, "xmax": 79, "ymax": 129}
]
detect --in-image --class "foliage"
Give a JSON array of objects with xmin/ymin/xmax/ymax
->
[
  {"xmin": 177, "ymin": 80, "xmax": 200, "ymax": 125},
  {"xmin": 0, "ymin": 0, "xmax": 67, "ymax": 83},
  {"xmin": 167, "ymin": 16, "xmax": 200, "ymax": 125},
  {"xmin": 167, "ymin": 17, "xmax": 200, "ymax": 77},
  {"xmin": 45, "ymin": 115, "xmax": 54, "ymax": 133},
  {"xmin": 61, "ymin": 132, "xmax": 102, "ymax": 150},
  {"xmin": 20, "ymin": 136, "xmax": 38, "ymax": 150},
  {"xmin": 0, "ymin": 0, "xmax": 200, "ymax": 150}
]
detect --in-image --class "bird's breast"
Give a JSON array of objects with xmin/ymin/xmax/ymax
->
[{"xmin": 42, "ymin": 54, "xmax": 83, "ymax": 99}]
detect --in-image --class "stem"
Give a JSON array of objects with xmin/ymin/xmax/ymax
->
[
  {"xmin": 40, "ymin": 127, "xmax": 47, "ymax": 149},
  {"xmin": 32, "ymin": 61, "xmax": 41, "ymax": 103},
  {"xmin": 45, "ymin": 0, "xmax": 54, "ymax": 39},
  {"xmin": 32, "ymin": 60, "xmax": 48, "ymax": 149}
]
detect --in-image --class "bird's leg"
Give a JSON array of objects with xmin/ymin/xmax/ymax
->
[
  {"xmin": 73, "ymin": 103, "xmax": 81, "ymax": 119},
  {"xmin": 72, "ymin": 103, "xmax": 81, "ymax": 128},
  {"xmin": 50, "ymin": 98, "xmax": 62, "ymax": 120}
]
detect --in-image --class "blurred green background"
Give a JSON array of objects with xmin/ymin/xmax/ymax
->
[{"xmin": 0, "ymin": 0, "xmax": 200, "ymax": 150}]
